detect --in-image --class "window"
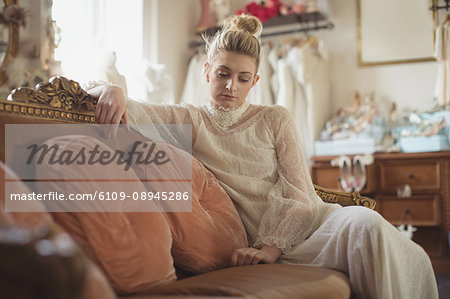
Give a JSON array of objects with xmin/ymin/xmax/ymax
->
[{"xmin": 52, "ymin": 0, "xmax": 143, "ymax": 96}]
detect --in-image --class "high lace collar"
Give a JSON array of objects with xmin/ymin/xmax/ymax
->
[{"xmin": 205, "ymin": 100, "xmax": 250, "ymax": 131}]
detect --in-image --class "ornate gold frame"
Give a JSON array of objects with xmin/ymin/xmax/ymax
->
[
  {"xmin": 0, "ymin": 76, "xmax": 97, "ymax": 122},
  {"xmin": 0, "ymin": 0, "xmax": 20, "ymax": 85}
]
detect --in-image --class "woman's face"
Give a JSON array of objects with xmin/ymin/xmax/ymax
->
[{"xmin": 204, "ymin": 51, "xmax": 259, "ymax": 109}]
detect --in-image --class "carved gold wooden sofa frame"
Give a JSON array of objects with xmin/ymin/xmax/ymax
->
[{"xmin": 0, "ymin": 76, "xmax": 376, "ymax": 209}]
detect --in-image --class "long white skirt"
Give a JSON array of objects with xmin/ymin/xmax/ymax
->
[{"xmin": 279, "ymin": 206, "xmax": 439, "ymax": 299}]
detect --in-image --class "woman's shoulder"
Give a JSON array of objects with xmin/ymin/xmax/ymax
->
[
  {"xmin": 260, "ymin": 104, "xmax": 290, "ymax": 122},
  {"xmin": 255, "ymin": 105, "xmax": 292, "ymax": 137}
]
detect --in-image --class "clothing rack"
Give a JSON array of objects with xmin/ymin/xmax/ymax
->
[
  {"xmin": 261, "ymin": 22, "xmax": 334, "ymax": 39},
  {"xmin": 261, "ymin": 11, "xmax": 334, "ymax": 38},
  {"xmin": 188, "ymin": 12, "xmax": 334, "ymax": 49}
]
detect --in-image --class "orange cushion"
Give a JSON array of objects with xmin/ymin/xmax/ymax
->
[
  {"xmin": 34, "ymin": 136, "xmax": 176, "ymax": 294},
  {"xmin": 136, "ymin": 141, "xmax": 248, "ymax": 273}
]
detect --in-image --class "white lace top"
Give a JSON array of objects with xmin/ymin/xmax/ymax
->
[{"xmin": 126, "ymin": 98, "xmax": 334, "ymax": 254}]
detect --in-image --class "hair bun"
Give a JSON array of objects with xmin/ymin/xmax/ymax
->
[{"xmin": 224, "ymin": 14, "xmax": 263, "ymax": 38}]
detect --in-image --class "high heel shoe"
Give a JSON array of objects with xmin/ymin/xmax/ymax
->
[
  {"xmin": 331, "ymin": 155, "xmax": 354, "ymax": 192},
  {"xmin": 352, "ymin": 154, "xmax": 374, "ymax": 192}
]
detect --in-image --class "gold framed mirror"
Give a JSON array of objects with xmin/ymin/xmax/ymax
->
[
  {"xmin": 0, "ymin": 0, "xmax": 19, "ymax": 85},
  {"xmin": 357, "ymin": 0, "xmax": 435, "ymax": 67}
]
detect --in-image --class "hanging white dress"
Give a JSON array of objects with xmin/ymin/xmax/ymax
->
[
  {"xmin": 239, "ymin": 43, "xmax": 274, "ymax": 106},
  {"xmin": 122, "ymin": 96, "xmax": 438, "ymax": 299},
  {"xmin": 181, "ymin": 52, "xmax": 210, "ymax": 106},
  {"xmin": 275, "ymin": 57, "xmax": 295, "ymax": 114},
  {"xmin": 267, "ymin": 46, "xmax": 280, "ymax": 102},
  {"xmin": 435, "ymin": 19, "xmax": 450, "ymax": 107},
  {"xmin": 286, "ymin": 41, "xmax": 331, "ymax": 159},
  {"xmin": 254, "ymin": 43, "xmax": 275, "ymax": 106},
  {"xmin": 286, "ymin": 46, "xmax": 311, "ymax": 160}
]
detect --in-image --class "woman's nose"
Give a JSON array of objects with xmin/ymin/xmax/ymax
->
[{"xmin": 226, "ymin": 79, "xmax": 235, "ymax": 91}]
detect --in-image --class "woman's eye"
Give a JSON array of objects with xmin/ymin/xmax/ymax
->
[
  {"xmin": 239, "ymin": 78, "xmax": 250, "ymax": 83},
  {"xmin": 218, "ymin": 72, "xmax": 229, "ymax": 78}
]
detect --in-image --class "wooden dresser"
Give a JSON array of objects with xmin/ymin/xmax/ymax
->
[{"xmin": 311, "ymin": 151, "xmax": 450, "ymax": 274}]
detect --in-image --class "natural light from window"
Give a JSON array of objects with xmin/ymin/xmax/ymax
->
[{"xmin": 52, "ymin": 0, "xmax": 143, "ymax": 94}]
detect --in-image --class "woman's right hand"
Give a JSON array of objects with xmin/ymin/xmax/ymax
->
[
  {"xmin": 89, "ymin": 84, "xmax": 129, "ymax": 138},
  {"xmin": 95, "ymin": 84, "xmax": 129, "ymax": 126}
]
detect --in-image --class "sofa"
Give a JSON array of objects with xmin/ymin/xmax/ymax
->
[{"xmin": 0, "ymin": 76, "xmax": 376, "ymax": 299}]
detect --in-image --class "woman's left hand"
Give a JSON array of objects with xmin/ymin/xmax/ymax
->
[{"xmin": 231, "ymin": 244, "xmax": 282, "ymax": 267}]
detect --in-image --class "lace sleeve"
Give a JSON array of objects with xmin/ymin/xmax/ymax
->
[
  {"xmin": 253, "ymin": 106, "xmax": 328, "ymax": 254},
  {"xmin": 126, "ymin": 98, "xmax": 200, "ymax": 150},
  {"xmin": 83, "ymin": 80, "xmax": 111, "ymax": 91}
]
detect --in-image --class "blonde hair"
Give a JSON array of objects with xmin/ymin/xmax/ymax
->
[{"xmin": 204, "ymin": 14, "xmax": 263, "ymax": 72}]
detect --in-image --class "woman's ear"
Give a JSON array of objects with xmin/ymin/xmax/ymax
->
[
  {"xmin": 251, "ymin": 75, "xmax": 260, "ymax": 88},
  {"xmin": 203, "ymin": 62, "xmax": 211, "ymax": 83}
]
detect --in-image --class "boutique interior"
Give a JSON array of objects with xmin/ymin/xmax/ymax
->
[{"xmin": 0, "ymin": 0, "xmax": 449, "ymax": 297}]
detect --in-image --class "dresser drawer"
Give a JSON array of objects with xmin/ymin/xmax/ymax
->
[
  {"xmin": 377, "ymin": 195, "xmax": 441, "ymax": 226},
  {"xmin": 412, "ymin": 227, "xmax": 444, "ymax": 258},
  {"xmin": 378, "ymin": 160, "xmax": 440, "ymax": 193},
  {"xmin": 311, "ymin": 167, "xmax": 342, "ymax": 191},
  {"xmin": 311, "ymin": 164, "xmax": 376, "ymax": 193}
]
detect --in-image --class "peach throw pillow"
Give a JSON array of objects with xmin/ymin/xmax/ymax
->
[{"xmin": 136, "ymin": 141, "xmax": 249, "ymax": 273}]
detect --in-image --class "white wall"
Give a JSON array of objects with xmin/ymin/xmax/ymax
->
[{"xmin": 321, "ymin": 0, "xmax": 438, "ymax": 115}]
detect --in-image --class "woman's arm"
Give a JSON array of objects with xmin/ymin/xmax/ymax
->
[{"xmin": 251, "ymin": 106, "xmax": 328, "ymax": 255}]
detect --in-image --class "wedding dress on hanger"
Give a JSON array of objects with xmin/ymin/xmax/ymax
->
[
  {"xmin": 435, "ymin": 14, "xmax": 450, "ymax": 108},
  {"xmin": 181, "ymin": 52, "xmax": 210, "ymax": 106}
]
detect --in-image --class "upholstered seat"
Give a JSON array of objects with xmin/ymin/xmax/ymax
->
[{"xmin": 120, "ymin": 264, "xmax": 351, "ymax": 299}]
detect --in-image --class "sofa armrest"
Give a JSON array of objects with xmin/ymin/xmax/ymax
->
[{"xmin": 314, "ymin": 184, "xmax": 376, "ymax": 209}]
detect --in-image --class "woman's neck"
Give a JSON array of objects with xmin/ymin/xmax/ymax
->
[{"xmin": 205, "ymin": 100, "xmax": 250, "ymax": 130}]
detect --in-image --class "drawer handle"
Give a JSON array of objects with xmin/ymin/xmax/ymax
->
[{"xmin": 407, "ymin": 173, "xmax": 414, "ymax": 179}]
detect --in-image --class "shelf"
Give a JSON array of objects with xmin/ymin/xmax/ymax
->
[
  {"xmin": 261, "ymin": 12, "xmax": 333, "ymax": 38},
  {"xmin": 263, "ymin": 12, "xmax": 326, "ymax": 28},
  {"xmin": 188, "ymin": 12, "xmax": 333, "ymax": 48}
]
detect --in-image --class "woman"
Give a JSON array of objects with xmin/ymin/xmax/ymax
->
[{"xmin": 88, "ymin": 14, "xmax": 438, "ymax": 299}]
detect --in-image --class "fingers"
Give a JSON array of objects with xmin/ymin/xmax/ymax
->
[
  {"xmin": 94, "ymin": 84, "xmax": 128, "ymax": 139},
  {"xmin": 96, "ymin": 103, "xmax": 107, "ymax": 124},
  {"xmin": 110, "ymin": 110, "xmax": 124, "ymax": 138},
  {"xmin": 96, "ymin": 103, "xmax": 124, "ymax": 138},
  {"xmin": 251, "ymin": 253, "xmax": 263, "ymax": 265},
  {"xmin": 94, "ymin": 84, "xmax": 127, "ymax": 126},
  {"xmin": 97, "ymin": 102, "xmax": 124, "ymax": 125},
  {"xmin": 122, "ymin": 112, "xmax": 130, "ymax": 131},
  {"xmin": 231, "ymin": 248, "xmax": 263, "ymax": 267}
]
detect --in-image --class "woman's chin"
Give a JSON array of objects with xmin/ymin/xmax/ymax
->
[{"xmin": 212, "ymin": 98, "xmax": 241, "ymax": 108}]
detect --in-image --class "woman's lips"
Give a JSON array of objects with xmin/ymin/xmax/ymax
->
[{"xmin": 221, "ymin": 94, "xmax": 236, "ymax": 99}]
